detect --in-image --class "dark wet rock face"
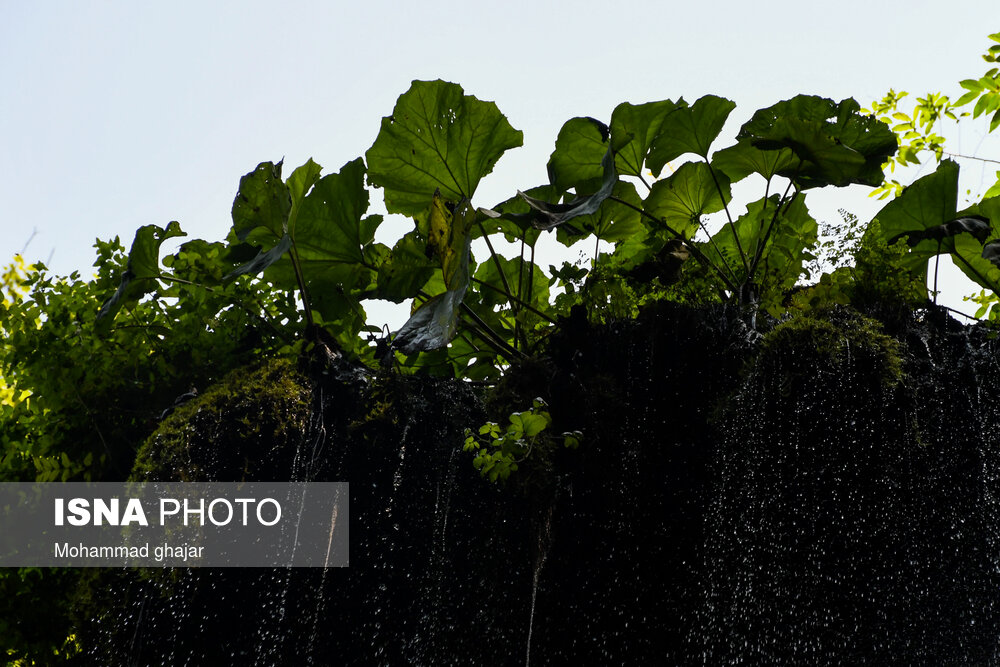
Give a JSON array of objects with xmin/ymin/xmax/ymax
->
[{"xmin": 78, "ymin": 305, "xmax": 1000, "ymax": 665}]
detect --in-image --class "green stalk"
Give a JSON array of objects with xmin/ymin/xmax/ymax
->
[{"xmin": 707, "ymin": 160, "xmax": 749, "ymax": 275}]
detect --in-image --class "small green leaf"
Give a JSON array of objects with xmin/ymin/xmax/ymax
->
[
  {"xmin": 96, "ymin": 221, "xmax": 186, "ymax": 328},
  {"xmin": 518, "ymin": 412, "xmax": 549, "ymax": 438}
]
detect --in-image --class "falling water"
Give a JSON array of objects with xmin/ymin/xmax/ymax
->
[
  {"xmin": 524, "ymin": 499, "xmax": 554, "ymax": 667},
  {"xmin": 77, "ymin": 305, "xmax": 1000, "ymax": 664}
]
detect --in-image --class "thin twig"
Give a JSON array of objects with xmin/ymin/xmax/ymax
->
[{"xmin": 942, "ymin": 151, "xmax": 1000, "ymax": 166}]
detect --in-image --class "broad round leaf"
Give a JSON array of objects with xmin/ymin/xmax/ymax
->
[{"xmin": 366, "ymin": 80, "xmax": 523, "ymax": 215}]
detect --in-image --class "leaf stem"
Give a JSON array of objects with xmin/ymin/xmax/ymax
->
[
  {"xmin": 459, "ymin": 302, "xmax": 525, "ymax": 360},
  {"xmin": 470, "ymin": 277, "xmax": 558, "ymax": 324},
  {"xmin": 707, "ymin": 160, "xmax": 749, "ymax": 274},
  {"xmin": 288, "ymin": 242, "xmax": 314, "ymax": 330},
  {"xmin": 933, "ymin": 239, "xmax": 942, "ymax": 304},
  {"xmin": 748, "ymin": 163, "xmax": 802, "ymax": 281},
  {"xmin": 476, "ymin": 220, "xmax": 518, "ymax": 312}
]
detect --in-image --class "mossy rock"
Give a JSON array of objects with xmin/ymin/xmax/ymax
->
[
  {"xmin": 131, "ymin": 358, "xmax": 312, "ymax": 481},
  {"xmin": 757, "ymin": 306, "xmax": 903, "ymax": 390}
]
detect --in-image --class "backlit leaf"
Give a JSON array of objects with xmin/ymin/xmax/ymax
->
[
  {"xmin": 647, "ymin": 95, "xmax": 736, "ymax": 174},
  {"xmin": 547, "ymin": 116, "xmax": 609, "ymax": 194},
  {"xmin": 737, "ymin": 95, "xmax": 897, "ymax": 188},
  {"xmin": 644, "ymin": 162, "xmax": 731, "ymax": 238},
  {"xmin": 610, "ymin": 99, "xmax": 684, "ymax": 177},
  {"xmin": 366, "ymin": 80, "xmax": 523, "ymax": 215}
]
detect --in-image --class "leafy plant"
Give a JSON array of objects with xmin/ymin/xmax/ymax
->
[{"xmin": 462, "ymin": 398, "xmax": 580, "ymax": 483}]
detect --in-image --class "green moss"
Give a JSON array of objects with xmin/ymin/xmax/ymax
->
[
  {"xmin": 131, "ymin": 358, "xmax": 312, "ymax": 481},
  {"xmin": 759, "ymin": 306, "xmax": 904, "ymax": 388}
]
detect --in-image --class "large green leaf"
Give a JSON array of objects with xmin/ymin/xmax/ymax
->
[
  {"xmin": 366, "ymin": 80, "xmax": 523, "ymax": 215},
  {"xmin": 753, "ymin": 195, "xmax": 817, "ymax": 296},
  {"xmin": 951, "ymin": 232, "xmax": 1000, "ymax": 294},
  {"xmin": 609, "ymin": 99, "xmax": 684, "ymax": 178},
  {"xmin": 273, "ymin": 159, "xmax": 387, "ymax": 317},
  {"xmin": 96, "ymin": 221, "xmax": 186, "ymax": 328},
  {"xmin": 737, "ymin": 95, "xmax": 897, "ymax": 188},
  {"xmin": 232, "ymin": 161, "xmax": 291, "ymax": 240},
  {"xmin": 286, "ymin": 158, "xmax": 323, "ymax": 232},
  {"xmin": 226, "ymin": 159, "xmax": 296, "ymax": 280},
  {"xmin": 225, "ymin": 158, "xmax": 388, "ymax": 326},
  {"xmin": 711, "ymin": 141, "xmax": 799, "ymax": 184},
  {"xmin": 546, "ymin": 116, "xmax": 609, "ymax": 194},
  {"xmin": 643, "ymin": 161, "xmax": 731, "ymax": 239},
  {"xmin": 950, "ymin": 196, "xmax": 1000, "ymax": 292},
  {"xmin": 871, "ymin": 160, "xmax": 959, "ymax": 276},
  {"xmin": 473, "ymin": 255, "xmax": 550, "ymax": 313},
  {"xmin": 647, "ymin": 95, "xmax": 736, "ymax": 175},
  {"xmin": 292, "ymin": 158, "xmax": 380, "ymax": 265}
]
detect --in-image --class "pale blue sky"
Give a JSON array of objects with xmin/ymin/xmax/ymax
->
[{"xmin": 2, "ymin": 1, "xmax": 998, "ymax": 317}]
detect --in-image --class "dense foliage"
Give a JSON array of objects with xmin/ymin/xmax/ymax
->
[{"xmin": 2, "ymin": 31, "xmax": 1000, "ymax": 666}]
